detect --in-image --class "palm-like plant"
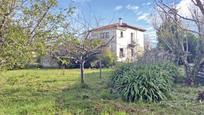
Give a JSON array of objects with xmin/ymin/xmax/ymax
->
[{"xmin": 110, "ymin": 63, "xmax": 177, "ymax": 102}]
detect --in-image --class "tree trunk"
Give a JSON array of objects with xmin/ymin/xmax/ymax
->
[
  {"xmin": 99, "ymin": 60, "xmax": 102, "ymax": 79},
  {"xmin": 184, "ymin": 63, "xmax": 194, "ymax": 85},
  {"xmin": 182, "ymin": 55, "xmax": 195, "ymax": 86},
  {"xmin": 62, "ymin": 68, "xmax": 65, "ymax": 75},
  {"xmin": 191, "ymin": 55, "xmax": 204, "ymax": 85},
  {"xmin": 191, "ymin": 64, "xmax": 199, "ymax": 84},
  {"xmin": 62, "ymin": 64, "xmax": 66, "ymax": 75},
  {"xmin": 80, "ymin": 60, "xmax": 85, "ymax": 84}
]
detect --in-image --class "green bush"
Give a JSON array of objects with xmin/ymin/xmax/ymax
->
[
  {"xmin": 90, "ymin": 48, "xmax": 117, "ymax": 68},
  {"xmin": 110, "ymin": 63, "xmax": 178, "ymax": 102},
  {"xmin": 101, "ymin": 49, "xmax": 117, "ymax": 68}
]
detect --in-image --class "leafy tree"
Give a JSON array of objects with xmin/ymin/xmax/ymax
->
[
  {"xmin": 157, "ymin": 24, "xmax": 199, "ymax": 64},
  {"xmin": 0, "ymin": 0, "xmax": 73, "ymax": 70},
  {"xmin": 89, "ymin": 48, "xmax": 117, "ymax": 68},
  {"xmin": 100, "ymin": 48, "xmax": 117, "ymax": 68},
  {"xmin": 184, "ymin": 33, "xmax": 199, "ymax": 63}
]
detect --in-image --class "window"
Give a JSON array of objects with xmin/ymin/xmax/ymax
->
[
  {"xmin": 100, "ymin": 32, "xmax": 109, "ymax": 38},
  {"xmin": 120, "ymin": 31, "xmax": 123, "ymax": 38},
  {"xmin": 131, "ymin": 33, "xmax": 134, "ymax": 39},
  {"xmin": 131, "ymin": 33, "xmax": 134, "ymax": 43},
  {"xmin": 131, "ymin": 49, "xmax": 134, "ymax": 57},
  {"xmin": 100, "ymin": 33, "xmax": 104, "ymax": 38},
  {"xmin": 91, "ymin": 33, "xmax": 97, "ymax": 38},
  {"xmin": 119, "ymin": 48, "xmax": 125, "ymax": 58},
  {"xmin": 105, "ymin": 32, "xmax": 109, "ymax": 38}
]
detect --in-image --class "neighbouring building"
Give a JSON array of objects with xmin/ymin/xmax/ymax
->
[
  {"xmin": 40, "ymin": 55, "xmax": 59, "ymax": 68},
  {"xmin": 89, "ymin": 18, "xmax": 146, "ymax": 62}
]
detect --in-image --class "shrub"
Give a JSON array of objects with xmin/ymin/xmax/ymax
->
[
  {"xmin": 101, "ymin": 49, "xmax": 117, "ymax": 68},
  {"xmin": 90, "ymin": 48, "xmax": 117, "ymax": 68},
  {"xmin": 197, "ymin": 91, "xmax": 204, "ymax": 102},
  {"xmin": 110, "ymin": 63, "xmax": 177, "ymax": 102}
]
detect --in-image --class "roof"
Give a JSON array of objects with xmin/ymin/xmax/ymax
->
[{"xmin": 91, "ymin": 23, "xmax": 146, "ymax": 32}]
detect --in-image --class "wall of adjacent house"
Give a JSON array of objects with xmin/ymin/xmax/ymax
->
[
  {"xmin": 116, "ymin": 28, "xmax": 144, "ymax": 62},
  {"xmin": 90, "ymin": 29, "xmax": 117, "ymax": 53},
  {"xmin": 116, "ymin": 28, "xmax": 130, "ymax": 62},
  {"xmin": 136, "ymin": 30, "xmax": 145, "ymax": 58},
  {"xmin": 90, "ymin": 27, "xmax": 144, "ymax": 62},
  {"xmin": 40, "ymin": 56, "xmax": 59, "ymax": 68},
  {"xmin": 136, "ymin": 30, "xmax": 144, "ymax": 48}
]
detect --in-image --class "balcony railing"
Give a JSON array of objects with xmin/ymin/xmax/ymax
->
[{"xmin": 128, "ymin": 40, "xmax": 137, "ymax": 47}]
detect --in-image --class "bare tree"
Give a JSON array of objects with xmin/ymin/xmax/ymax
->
[
  {"xmin": 50, "ymin": 8, "xmax": 114, "ymax": 84},
  {"xmin": 154, "ymin": 0, "xmax": 204, "ymax": 85},
  {"xmin": 52, "ymin": 33, "xmax": 114, "ymax": 84}
]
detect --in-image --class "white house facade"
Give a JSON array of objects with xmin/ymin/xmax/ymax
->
[{"xmin": 89, "ymin": 18, "xmax": 146, "ymax": 62}]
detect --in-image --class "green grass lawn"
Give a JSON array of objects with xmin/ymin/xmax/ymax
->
[{"xmin": 0, "ymin": 69, "xmax": 204, "ymax": 115}]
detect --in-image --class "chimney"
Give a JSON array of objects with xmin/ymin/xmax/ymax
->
[{"xmin": 119, "ymin": 18, "xmax": 123, "ymax": 25}]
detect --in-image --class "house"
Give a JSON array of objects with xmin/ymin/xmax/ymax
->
[
  {"xmin": 89, "ymin": 18, "xmax": 146, "ymax": 62},
  {"xmin": 40, "ymin": 18, "xmax": 146, "ymax": 68}
]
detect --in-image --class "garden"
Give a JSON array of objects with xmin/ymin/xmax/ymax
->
[
  {"xmin": 1, "ymin": 0, "xmax": 204, "ymax": 115},
  {"xmin": 0, "ymin": 67, "xmax": 204, "ymax": 115}
]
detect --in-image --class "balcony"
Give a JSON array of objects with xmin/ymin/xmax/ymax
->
[{"xmin": 128, "ymin": 40, "xmax": 137, "ymax": 47}]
